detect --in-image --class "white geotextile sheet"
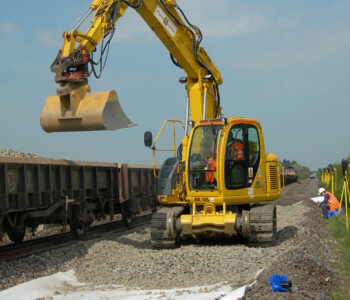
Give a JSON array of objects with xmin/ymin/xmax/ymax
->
[
  {"xmin": 0, "ymin": 269, "xmax": 263, "ymax": 300},
  {"xmin": 310, "ymin": 196, "xmax": 324, "ymax": 203}
]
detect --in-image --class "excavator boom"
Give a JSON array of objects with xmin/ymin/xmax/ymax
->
[{"xmin": 41, "ymin": 0, "xmax": 222, "ymax": 132}]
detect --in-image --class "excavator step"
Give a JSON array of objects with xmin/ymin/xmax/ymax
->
[{"xmin": 248, "ymin": 204, "xmax": 277, "ymax": 247}]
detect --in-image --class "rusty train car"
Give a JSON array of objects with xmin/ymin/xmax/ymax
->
[{"xmin": 0, "ymin": 157, "xmax": 158, "ymax": 243}]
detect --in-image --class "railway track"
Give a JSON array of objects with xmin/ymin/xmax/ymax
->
[{"xmin": 0, "ymin": 214, "xmax": 152, "ymax": 262}]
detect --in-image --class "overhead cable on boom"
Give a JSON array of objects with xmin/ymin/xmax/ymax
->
[
  {"xmin": 120, "ymin": 0, "xmax": 142, "ymax": 9},
  {"xmin": 158, "ymin": 0, "xmax": 221, "ymax": 117},
  {"xmin": 90, "ymin": 0, "xmax": 142, "ymax": 79}
]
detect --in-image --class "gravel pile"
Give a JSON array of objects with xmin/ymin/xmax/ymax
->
[
  {"xmin": 0, "ymin": 149, "xmax": 40, "ymax": 159},
  {"xmin": 0, "ymin": 179, "xmax": 343, "ymax": 299}
]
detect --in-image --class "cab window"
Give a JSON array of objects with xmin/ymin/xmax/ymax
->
[
  {"xmin": 248, "ymin": 127, "xmax": 260, "ymax": 170},
  {"xmin": 188, "ymin": 124, "xmax": 222, "ymax": 190},
  {"xmin": 225, "ymin": 125, "xmax": 260, "ymax": 189}
]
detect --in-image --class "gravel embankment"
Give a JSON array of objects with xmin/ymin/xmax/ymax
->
[
  {"xmin": 0, "ymin": 203, "xmax": 306, "ymax": 291},
  {"xmin": 243, "ymin": 183, "xmax": 341, "ymax": 299},
  {"xmin": 0, "ymin": 178, "xmax": 341, "ymax": 299}
]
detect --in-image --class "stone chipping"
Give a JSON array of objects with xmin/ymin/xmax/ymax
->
[{"xmin": 0, "ymin": 149, "xmax": 40, "ymax": 159}]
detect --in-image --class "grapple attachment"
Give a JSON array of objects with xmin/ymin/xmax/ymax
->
[{"xmin": 40, "ymin": 84, "xmax": 135, "ymax": 132}]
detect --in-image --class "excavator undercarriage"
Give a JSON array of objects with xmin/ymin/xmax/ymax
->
[{"xmin": 150, "ymin": 204, "xmax": 277, "ymax": 248}]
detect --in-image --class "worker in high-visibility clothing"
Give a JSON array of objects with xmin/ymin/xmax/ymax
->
[
  {"xmin": 318, "ymin": 187, "xmax": 340, "ymax": 218},
  {"xmin": 205, "ymin": 155, "xmax": 216, "ymax": 183},
  {"xmin": 231, "ymin": 140, "xmax": 244, "ymax": 160}
]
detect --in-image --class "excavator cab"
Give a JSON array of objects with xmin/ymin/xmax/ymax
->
[
  {"xmin": 149, "ymin": 118, "xmax": 281, "ymax": 247},
  {"xmin": 186, "ymin": 118, "xmax": 280, "ymax": 200}
]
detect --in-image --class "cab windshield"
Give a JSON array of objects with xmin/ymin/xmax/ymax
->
[{"xmin": 188, "ymin": 124, "xmax": 222, "ymax": 190}]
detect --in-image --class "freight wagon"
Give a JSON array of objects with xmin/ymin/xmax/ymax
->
[{"xmin": 0, "ymin": 157, "xmax": 158, "ymax": 243}]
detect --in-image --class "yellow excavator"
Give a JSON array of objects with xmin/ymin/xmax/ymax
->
[{"xmin": 41, "ymin": 0, "xmax": 281, "ymax": 247}]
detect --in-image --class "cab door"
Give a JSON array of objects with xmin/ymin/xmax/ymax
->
[{"xmin": 224, "ymin": 124, "xmax": 262, "ymax": 192}]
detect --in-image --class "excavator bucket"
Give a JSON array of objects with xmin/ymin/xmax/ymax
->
[{"xmin": 40, "ymin": 84, "xmax": 135, "ymax": 132}]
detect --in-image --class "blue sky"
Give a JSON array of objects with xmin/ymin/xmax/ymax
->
[{"xmin": 0, "ymin": 0, "xmax": 349, "ymax": 171}]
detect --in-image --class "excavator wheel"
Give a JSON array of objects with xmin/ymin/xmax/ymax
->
[
  {"xmin": 150, "ymin": 207, "xmax": 181, "ymax": 249},
  {"xmin": 248, "ymin": 204, "xmax": 277, "ymax": 247}
]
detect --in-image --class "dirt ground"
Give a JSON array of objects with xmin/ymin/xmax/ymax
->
[{"xmin": 242, "ymin": 179, "xmax": 344, "ymax": 300}]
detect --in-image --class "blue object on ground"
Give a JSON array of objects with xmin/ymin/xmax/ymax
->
[
  {"xmin": 328, "ymin": 208, "xmax": 344, "ymax": 218},
  {"xmin": 269, "ymin": 274, "xmax": 288, "ymax": 292}
]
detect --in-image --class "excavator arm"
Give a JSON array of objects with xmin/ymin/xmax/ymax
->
[
  {"xmin": 40, "ymin": 0, "xmax": 223, "ymax": 132},
  {"xmin": 51, "ymin": 0, "xmax": 129, "ymax": 85}
]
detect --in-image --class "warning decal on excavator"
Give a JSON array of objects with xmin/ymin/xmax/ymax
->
[
  {"xmin": 154, "ymin": 6, "xmax": 177, "ymax": 37},
  {"xmin": 248, "ymin": 167, "xmax": 253, "ymax": 178}
]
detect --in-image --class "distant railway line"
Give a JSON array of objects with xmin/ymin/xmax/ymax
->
[{"xmin": 281, "ymin": 165, "xmax": 298, "ymax": 186}]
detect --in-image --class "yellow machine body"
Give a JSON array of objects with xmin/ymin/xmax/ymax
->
[
  {"xmin": 42, "ymin": 0, "xmax": 281, "ymax": 246},
  {"xmin": 154, "ymin": 117, "xmax": 281, "ymax": 238}
]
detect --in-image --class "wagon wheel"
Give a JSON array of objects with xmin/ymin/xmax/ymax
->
[
  {"xmin": 71, "ymin": 218, "xmax": 86, "ymax": 239},
  {"xmin": 70, "ymin": 202, "xmax": 89, "ymax": 240},
  {"xmin": 122, "ymin": 201, "xmax": 135, "ymax": 227},
  {"xmin": 6, "ymin": 213, "xmax": 26, "ymax": 243}
]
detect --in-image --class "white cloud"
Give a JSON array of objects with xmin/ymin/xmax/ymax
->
[
  {"xmin": 0, "ymin": 22, "xmax": 20, "ymax": 34},
  {"xmin": 33, "ymin": 27, "xmax": 64, "ymax": 48},
  {"xmin": 0, "ymin": 22, "xmax": 21, "ymax": 47},
  {"xmin": 176, "ymin": 0, "xmax": 270, "ymax": 39},
  {"xmin": 202, "ymin": 15, "xmax": 268, "ymax": 39},
  {"xmin": 112, "ymin": 9, "xmax": 158, "ymax": 44},
  {"xmin": 111, "ymin": 1, "xmax": 270, "ymax": 44},
  {"xmin": 242, "ymin": 26, "xmax": 350, "ymax": 72}
]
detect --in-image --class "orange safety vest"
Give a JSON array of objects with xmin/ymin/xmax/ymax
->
[
  {"xmin": 206, "ymin": 156, "xmax": 216, "ymax": 183},
  {"xmin": 325, "ymin": 191, "xmax": 340, "ymax": 211},
  {"xmin": 231, "ymin": 141, "xmax": 243, "ymax": 159}
]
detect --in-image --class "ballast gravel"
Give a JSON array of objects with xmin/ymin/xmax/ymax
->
[
  {"xmin": 0, "ymin": 149, "xmax": 40, "ymax": 159},
  {"xmin": 0, "ymin": 178, "xmax": 342, "ymax": 299}
]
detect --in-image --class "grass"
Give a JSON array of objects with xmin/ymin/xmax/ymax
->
[
  {"xmin": 328, "ymin": 210, "xmax": 350, "ymax": 299},
  {"xmin": 317, "ymin": 156, "xmax": 350, "ymax": 299}
]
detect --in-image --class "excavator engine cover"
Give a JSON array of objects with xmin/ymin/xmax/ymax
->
[{"xmin": 40, "ymin": 84, "xmax": 135, "ymax": 132}]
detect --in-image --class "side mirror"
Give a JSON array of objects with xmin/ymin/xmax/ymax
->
[{"xmin": 144, "ymin": 131, "xmax": 153, "ymax": 148}]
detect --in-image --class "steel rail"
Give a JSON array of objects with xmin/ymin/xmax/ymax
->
[{"xmin": 0, "ymin": 214, "xmax": 152, "ymax": 262}]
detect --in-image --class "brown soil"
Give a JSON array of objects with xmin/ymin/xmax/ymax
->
[{"xmin": 242, "ymin": 179, "xmax": 344, "ymax": 300}]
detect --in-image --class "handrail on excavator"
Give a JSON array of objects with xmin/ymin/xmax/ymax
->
[{"xmin": 147, "ymin": 119, "xmax": 185, "ymax": 178}]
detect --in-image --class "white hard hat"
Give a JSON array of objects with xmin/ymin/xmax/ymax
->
[{"xmin": 318, "ymin": 187, "xmax": 326, "ymax": 195}]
